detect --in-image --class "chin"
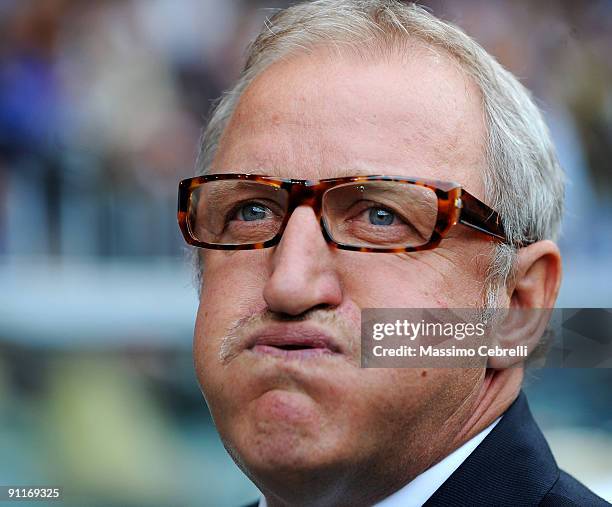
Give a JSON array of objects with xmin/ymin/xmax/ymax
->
[
  {"xmin": 224, "ymin": 424, "xmax": 344, "ymax": 486},
  {"xmin": 220, "ymin": 390, "xmax": 347, "ymax": 476},
  {"xmin": 240, "ymin": 434, "xmax": 329, "ymax": 472}
]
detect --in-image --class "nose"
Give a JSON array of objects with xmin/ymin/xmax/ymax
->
[{"xmin": 263, "ymin": 206, "xmax": 343, "ymax": 316}]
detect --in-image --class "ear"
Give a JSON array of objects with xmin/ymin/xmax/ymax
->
[
  {"xmin": 488, "ymin": 240, "xmax": 562, "ymax": 369},
  {"xmin": 508, "ymin": 240, "xmax": 562, "ymax": 310}
]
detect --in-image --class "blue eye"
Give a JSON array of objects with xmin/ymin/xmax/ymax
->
[
  {"xmin": 369, "ymin": 208, "xmax": 394, "ymax": 226},
  {"xmin": 238, "ymin": 203, "xmax": 268, "ymax": 221}
]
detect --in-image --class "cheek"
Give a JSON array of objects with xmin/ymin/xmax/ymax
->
[
  {"xmin": 194, "ymin": 253, "xmax": 269, "ymax": 389},
  {"xmin": 339, "ymin": 245, "xmax": 492, "ymax": 308},
  {"xmin": 340, "ymin": 257, "xmax": 451, "ymax": 308},
  {"xmin": 199, "ymin": 252, "xmax": 270, "ymax": 329}
]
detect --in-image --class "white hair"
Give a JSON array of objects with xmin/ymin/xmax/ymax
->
[{"xmin": 193, "ymin": 0, "xmax": 565, "ymax": 300}]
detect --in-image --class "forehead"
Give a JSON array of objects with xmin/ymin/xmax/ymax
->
[{"xmin": 213, "ymin": 43, "xmax": 487, "ymax": 196}]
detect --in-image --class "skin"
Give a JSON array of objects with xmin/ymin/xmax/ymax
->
[{"xmin": 193, "ymin": 43, "xmax": 562, "ymax": 507}]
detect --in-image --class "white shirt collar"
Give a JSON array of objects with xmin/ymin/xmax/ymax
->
[{"xmin": 257, "ymin": 417, "xmax": 501, "ymax": 507}]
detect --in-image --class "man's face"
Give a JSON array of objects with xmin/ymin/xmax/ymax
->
[{"xmin": 194, "ymin": 46, "xmax": 496, "ymax": 488}]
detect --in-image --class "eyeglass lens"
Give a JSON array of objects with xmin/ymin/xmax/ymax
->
[{"xmin": 187, "ymin": 180, "xmax": 438, "ymax": 248}]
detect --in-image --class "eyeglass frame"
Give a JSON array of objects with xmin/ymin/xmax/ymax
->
[{"xmin": 177, "ymin": 173, "xmax": 515, "ymax": 253}]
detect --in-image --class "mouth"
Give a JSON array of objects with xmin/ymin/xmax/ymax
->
[{"xmin": 246, "ymin": 325, "xmax": 343, "ymax": 360}]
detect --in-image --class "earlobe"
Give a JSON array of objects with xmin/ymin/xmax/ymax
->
[{"xmin": 488, "ymin": 240, "xmax": 562, "ymax": 369}]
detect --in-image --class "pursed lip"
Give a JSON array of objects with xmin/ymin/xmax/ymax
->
[{"xmin": 245, "ymin": 324, "xmax": 344, "ymax": 359}]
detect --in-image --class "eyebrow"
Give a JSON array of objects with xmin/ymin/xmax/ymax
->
[
  {"xmin": 229, "ymin": 166, "xmax": 408, "ymax": 181},
  {"xmin": 201, "ymin": 180, "xmax": 283, "ymax": 206},
  {"xmin": 322, "ymin": 167, "xmax": 392, "ymax": 179}
]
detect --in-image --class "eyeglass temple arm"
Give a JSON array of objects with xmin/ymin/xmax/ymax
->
[{"xmin": 458, "ymin": 191, "xmax": 508, "ymax": 242}]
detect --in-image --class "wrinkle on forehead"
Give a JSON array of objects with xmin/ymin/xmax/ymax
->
[{"xmin": 213, "ymin": 42, "xmax": 487, "ymax": 196}]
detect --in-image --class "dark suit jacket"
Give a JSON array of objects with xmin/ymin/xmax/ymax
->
[{"xmin": 245, "ymin": 392, "xmax": 610, "ymax": 506}]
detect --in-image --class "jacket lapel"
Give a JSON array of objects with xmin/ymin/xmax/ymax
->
[{"xmin": 424, "ymin": 391, "xmax": 559, "ymax": 506}]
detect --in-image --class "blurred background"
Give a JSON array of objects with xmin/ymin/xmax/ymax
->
[{"xmin": 0, "ymin": 0, "xmax": 611, "ymax": 505}]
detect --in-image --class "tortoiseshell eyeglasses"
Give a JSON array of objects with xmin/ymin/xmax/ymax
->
[{"xmin": 177, "ymin": 173, "xmax": 509, "ymax": 253}]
